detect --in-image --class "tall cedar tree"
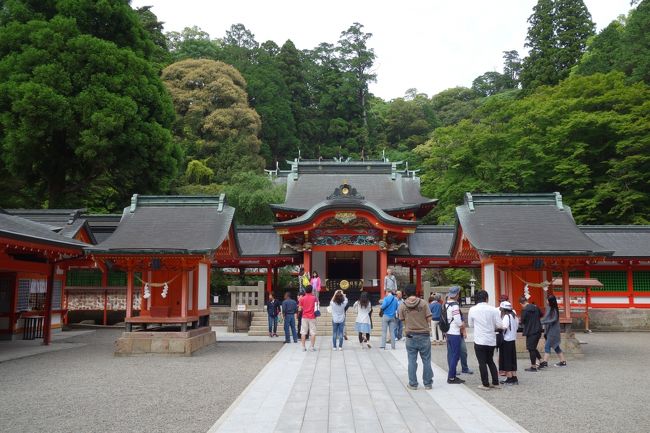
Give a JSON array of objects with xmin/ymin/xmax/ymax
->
[
  {"xmin": 0, "ymin": 0, "xmax": 181, "ymax": 210},
  {"xmin": 521, "ymin": 0, "xmax": 595, "ymax": 90}
]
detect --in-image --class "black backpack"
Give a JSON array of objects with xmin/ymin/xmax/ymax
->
[{"xmin": 439, "ymin": 301, "xmax": 457, "ymax": 333}]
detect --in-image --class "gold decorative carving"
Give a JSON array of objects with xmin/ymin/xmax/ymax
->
[
  {"xmin": 334, "ymin": 212, "xmax": 357, "ymax": 224},
  {"xmin": 339, "ymin": 280, "xmax": 350, "ymax": 290}
]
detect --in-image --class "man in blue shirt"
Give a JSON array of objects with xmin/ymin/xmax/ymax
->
[
  {"xmin": 380, "ymin": 288, "xmax": 399, "ymax": 350},
  {"xmin": 281, "ymin": 292, "xmax": 298, "ymax": 343}
]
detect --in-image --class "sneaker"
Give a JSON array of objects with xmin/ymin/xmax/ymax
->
[
  {"xmin": 477, "ymin": 385, "xmax": 491, "ymax": 391},
  {"xmin": 538, "ymin": 361, "xmax": 548, "ymax": 369},
  {"xmin": 302, "ymin": 347, "xmax": 307, "ymax": 352},
  {"xmin": 525, "ymin": 367, "xmax": 538, "ymax": 372},
  {"xmin": 310, "ymin": 347, "xmax": 317, "ymax": 352},
  {"xmin": 554, "ymin": 361, "xmax": 567, "ymax": 367},
  {"xmin": 462, "ymin": 369, "xmax": 474, "ymax": 375},
  {"xmin": 490, "ymin": 384, "xmax": 502, "ymax": 390},
  {"xmin": 338, "ymin": 347, "xmax": 343, "ymax": 351},
  {"xmin": 504, "ymin": 378, "xmax": 519, "ymax": 386},
  {"xmin": 424, "ymin": 384, "xmax": 432, "ymax": 390},
  {"xmin": 447, "ymin": 377, "xmax": 465, "ymax": 384},
  {"xmin": 407, "ymin": 384, "xmax": 418, "ymax": 390}
]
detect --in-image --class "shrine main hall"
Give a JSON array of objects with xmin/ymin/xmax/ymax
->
[{"xmin": 1, "ymin": 159, "xmax": 649, "ymax": 351}]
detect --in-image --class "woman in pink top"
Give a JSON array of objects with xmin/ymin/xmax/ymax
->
[{"xmin": 310, "ymin": 271, "xmax": 322, "ymax": 301}]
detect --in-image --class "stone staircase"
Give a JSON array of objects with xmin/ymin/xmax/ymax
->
[{"xmin": 248, "ymin": 308, "xmax": 385, "ymax": 337}]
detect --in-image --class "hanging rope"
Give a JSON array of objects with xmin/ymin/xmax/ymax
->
[
  {"xmin": 134, "ymin": 274, "xmax": 181, "ymax": 287},
  {"xmin": 512, "ymin": 273, "xmax": 551, "ymax": 288},
  {"xmin": 135, "ymin": 274, "xmax": 181, "ymax": 299}
]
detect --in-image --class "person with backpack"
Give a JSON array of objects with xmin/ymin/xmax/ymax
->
[
  {"xmin": 540, "ymin": 287, "xmax": 567, "ymax": 368},
  {"xmin": 499, "ymin": 301, "xmax": 519, "ymax": 385},
  {"xmin": 520, "ymin": 295, "xmax": 543, "ymax": 371},
  {"xmin": 398, "ymin": 284, "xmax": 433, "ymax": 390},
  {"xmin": 379, "ymin": 288, "xmax": 399, "ymax": 350},
  {"xmin": 468, "ymin": 290, "xmax": 503, "ymax": 390},
  {"xmin": 442, "ymin": 286, "xmax": 465, "ymax": 384}
]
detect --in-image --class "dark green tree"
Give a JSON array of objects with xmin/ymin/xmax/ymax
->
[
  {"xmin": 520, "ymin": 0, "xmax": 594, "ymax": 89},
  {"xmin": 0, "ymin": 2, "xmax": 181, "ymax": 210}
]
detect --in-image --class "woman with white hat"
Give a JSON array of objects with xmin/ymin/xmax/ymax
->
[{"xmin": 499, "ymin": 301, "xmax": 519, "ymax": 385}]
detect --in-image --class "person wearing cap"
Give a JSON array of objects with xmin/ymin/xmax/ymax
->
[
  {"xmin": 468, "ymin": 290, "xmax": 503, "ymax": 390},
  {"xmin": 499, "ymin": 301, "xmax": 519, "ymax": 385},
  {"xmin": 445, "ymin": 286, "xmax": 465, "ymax": 384}
]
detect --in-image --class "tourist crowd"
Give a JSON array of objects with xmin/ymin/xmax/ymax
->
[{"xmin": 266, "ymin": 268, "xmax": 567, "ymax": 391}]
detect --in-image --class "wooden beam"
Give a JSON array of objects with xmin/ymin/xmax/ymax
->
[
  {"xmin": 42, "ymin": 263, "xmax": 55, "ymax": 345},
  {"xmin": 181, "ymin": 269, "xmax": 188, "ymax": 319},
  {"xmin": 379, "ymin": 250, "xmax": 388, "ymax": 293}
]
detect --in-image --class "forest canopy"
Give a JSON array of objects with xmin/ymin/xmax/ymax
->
[{"xmin": 0, "ymin": 0, "xmax": 648, "ymax": 225}]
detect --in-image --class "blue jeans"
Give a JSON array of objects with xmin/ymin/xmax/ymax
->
[
  {"xmin": 381, "ymin": 316, "xmax": 397, "ymax": 349},
  {"xmin": 284, "ymin": 314, "xmax": 297, "ymax": 342},
  {"xmin": 394, "ymin": 318, "xmax": 403, "ymax": 340},
  {"xmin": 268, "ymin": 315, "xmax": 278, "ymax": 334},
  {"xmin": 332, "ymin": 321, "xmax": 345, "ymax": 348},
  {"xmin": 459, "ymin": 338, "xmax": 470, "ymax": 372},
  {"xmin": 406, "ymin": 334, "xmax": 433, "ymax": 387},
  {"xmin": 446, "ymin": 334, "xmax": 462, "ymax": 380},
  {"xmin": 544, "ymin": 339, "xmax": 563, "ymax": 354}
]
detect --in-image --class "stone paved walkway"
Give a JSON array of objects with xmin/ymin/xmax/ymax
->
[{"xmin": 209, "ymin": 340, "xmax": 527, "ymax": 433}]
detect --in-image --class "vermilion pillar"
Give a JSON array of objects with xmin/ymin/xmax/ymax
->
[
  {"xmin": 43, "ymin": 263, "xmax": 55, "ymax": 346},
  {"xmin": 379, "ymin": 250, "xmax": 388, "ymax": 293},
  {"xmin": 181, "ymin": 269, "xmax": 188, "ymax": 319},
  {"xmin": 101, "ymin": 270, "xmax": 108, "ymax": 326},
  {"xmin": 126, "ymin": 268, "xmax": 134, "ymax": 320},
  {"xmin": 416, "ymin": 267, "xmax": 422, "ymax": 297},
  {"xmin": 303, "ymin": 250, "xmax": 312, "ymax": 274},
  {"xmin": 627, "ymin": 265, "xmax": 634, "ymax": 307}
]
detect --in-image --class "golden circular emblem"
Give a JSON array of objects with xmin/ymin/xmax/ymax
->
[
  {"xmin": 341, "ymin": 187, "xmax": 350, "ymax": 195},
  {"xmin": 339, "ymin": 279, "xmax": 350, "ymax": 290}
]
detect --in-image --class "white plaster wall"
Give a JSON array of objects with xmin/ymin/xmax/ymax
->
[
  {"xmin": 312, "ymin": 251, "xmax": 326, "ymax": 278},
  {"xmin": 198, "ymin": 263, "xmax": 208, "ymax": 310},
  {"xmin": 363, "ymin": 251, "xmax": 377, "ymax": 286},
  {"xmin": 484, "ymin": 263, "xmax": 496, "ymax": 305}
]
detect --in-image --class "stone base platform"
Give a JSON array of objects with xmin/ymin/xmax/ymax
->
[{"xmin": 114, "ymin": 327, "xmax": 216, "ymax": 356}]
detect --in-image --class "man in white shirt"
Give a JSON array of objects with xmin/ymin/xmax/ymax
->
[
  {"xmin": 445, "ymin": 286, "xmax": 465, "ymax": 384},
  {"xmin": 468, "ymin": 290, "xmax": 504, "ymax": 390}
]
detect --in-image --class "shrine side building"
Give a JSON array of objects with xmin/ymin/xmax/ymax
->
[{"xmin": 1, "ymin": 159, "xmax": 650, "ymax": 343}]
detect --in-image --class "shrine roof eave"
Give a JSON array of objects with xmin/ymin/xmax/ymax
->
[
  {"xmin": 477, "ymin": 249, "xmax": 614, "ymax": 257},
  {"xmin": 269, "ymin": 200, "xmax": 438, "ymax": 215},
  {"xmin": 88, "ymin": 248, "xmax": 213, "ymax": 256},
  {"xmin": 272, "ymin": 199, "xmax": 419, "ymax": 229},
  {"xmin": 0, "ymin": 231, "xmax": 86, "ymax": 252}
]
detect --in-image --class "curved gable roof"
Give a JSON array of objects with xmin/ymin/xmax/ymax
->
[
  {"xmin": 455, "ymin": 193, "xmax": 613, "ymax": 256},
  {"xmin": 89, "ymin": 195, "xmax": 234, "ymax": 255}
]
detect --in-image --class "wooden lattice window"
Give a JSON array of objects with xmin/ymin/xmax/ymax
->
[
  {"xmin": 633, "ymin": 272, "xmax": 650, "ymax": 292},
  {"xmin": 589, "ymin": 271, "xmax": 627, "ymax": 292},
  {"xmin": 66, "ymin": 269, "xmax": 102, "ymax": 286}
]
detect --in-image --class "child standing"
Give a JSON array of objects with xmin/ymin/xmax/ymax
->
[{"xmin": 499, "ymin": 301, "xmax": 519, "ymax": 385}]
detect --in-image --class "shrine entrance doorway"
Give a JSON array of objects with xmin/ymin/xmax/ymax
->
[{"xmin": 327, "ymin": 251, "xmax": 362, "ymax": 280}]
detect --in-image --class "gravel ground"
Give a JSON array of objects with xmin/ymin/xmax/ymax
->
[
  {"xmin": 0, "ymin": 329, "xmax": 281, "ymax": 433},
  {"xmin": 429, "ymin": 332, "xmax": 650, "ymax": 433}
]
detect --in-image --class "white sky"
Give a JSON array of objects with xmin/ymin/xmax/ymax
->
[{"xmin": 131, "ymin": 0, "xmax": 634, "ymax": 100}]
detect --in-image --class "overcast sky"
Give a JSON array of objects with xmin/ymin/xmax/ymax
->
[{"xmin": 132, "ymin": 0, "xmax": 635, "ymax": 100}]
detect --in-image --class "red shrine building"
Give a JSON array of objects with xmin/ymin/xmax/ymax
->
[{"xmin": 1, "ymin": 159, "xmax": 649, "ymax": 351}]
